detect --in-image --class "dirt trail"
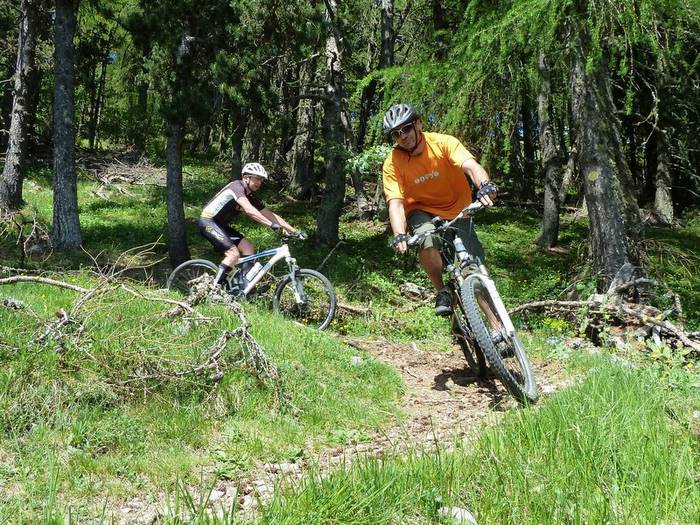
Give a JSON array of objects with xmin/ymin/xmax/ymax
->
[{"xmin": 117, "ymin": 337, "xmax": 567, "ymax": 523}]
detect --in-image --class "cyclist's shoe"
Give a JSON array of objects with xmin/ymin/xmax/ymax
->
[
  {"xmin": 247, "ymin": 282, "xmax": 271, "ymax": 298},
  {"xmin": 434, "ymin": 288, "xmax": 452, "ymax": 316},
  {"xmin": 228, "ymin": 284, "xmax": 245, "ymax": 299}
]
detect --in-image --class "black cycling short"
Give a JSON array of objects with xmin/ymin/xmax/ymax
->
[{"xmin": 198, "ymin": 217, "xmax": 244, "ymax": 252}]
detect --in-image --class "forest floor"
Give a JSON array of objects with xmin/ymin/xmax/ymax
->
[{"xmin": 116, "ymin": 334, "xmax": 573, "ymax": 523}]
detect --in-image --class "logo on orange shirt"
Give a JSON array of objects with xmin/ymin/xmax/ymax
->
[{"xmin": 414, "ymin": 171, "xmax": 440, "ymax": 185}]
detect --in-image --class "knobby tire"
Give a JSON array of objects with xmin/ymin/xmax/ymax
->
[
  {"xmin": 272, "ymin": 269, "xmax": 336, "ymax": 331},
  {"xmin": 452, "ymin": 296, "xmax": 487, "ymax": 377},
  {"xmin": 166, "ymin": 259, "xmax": 221, "ymax": 295},
  {"xmin": 460, "ymin": 277, "xmax": 538, "ymax": 404}
]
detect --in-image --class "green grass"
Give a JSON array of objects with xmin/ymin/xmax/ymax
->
[
  {"xmin": 0, "ymin": 278, "xmax": 402, "ymax": 520},
  {"xmin": 258, "ymin": 355, "xmax": 700, "ymax": 524}
]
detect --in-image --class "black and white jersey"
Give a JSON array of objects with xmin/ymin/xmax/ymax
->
[{"xmin": 200, "ymin": 179, "xmax": 265, "ymax": 224}]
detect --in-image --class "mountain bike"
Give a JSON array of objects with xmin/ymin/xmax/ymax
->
[
  {"xmin": 167, "ymin": 232, "xmax": 336, "ymax": 331},
  {"xmin": 404, "ymin": 202, "xmax": 538, "ymax": 404}
]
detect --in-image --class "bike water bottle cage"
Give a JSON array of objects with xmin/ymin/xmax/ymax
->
[
  {"xmin": 389, "ymin": 233, "xmax": 410, "ymax": 248},
  {"xmin": 476, "ymin": 181, "xmax": 498, "ymax": 201}
]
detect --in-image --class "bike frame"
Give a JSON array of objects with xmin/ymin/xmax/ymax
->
[{"xmin": 230, "ymin": 243, "xmax": 300, "ymax": 297}]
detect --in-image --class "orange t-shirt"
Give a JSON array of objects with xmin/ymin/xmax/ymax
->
[{"xmin": 382, "ymin": 132, "xmax": 475, "ymax": 219}]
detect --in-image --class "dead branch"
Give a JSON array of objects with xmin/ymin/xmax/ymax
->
[
  {"xmin": 316, "ymin": 240, "xmax": 345, "ymax": 272},
  {"xmin": 120, "ymin": 284, "xmax": 202, "ymax": 320},
  {"xmin": 337, "ymin": 301, "xmax": 370, "ymax": 315},
  {"xmin": 509, "ymin": 299, "xmax": 595, "ymax": 316},
  {"xmin": 510, "ymin": 298, "xmax": 700, "ymax": 353},
  {"xmin": 0, "ymin": 275, "xmax": 89, "ymax": 294}
]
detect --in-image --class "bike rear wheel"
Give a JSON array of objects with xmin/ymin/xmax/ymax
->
[
  {"xmin": 461, "ymin": 277, "xmax": 538, "ymax": 403},
  {"xmin": 166, "ymin": 259, "xmax": 221, "ymax": 296},
  {"xmin": 272, "ymin": 269, "xmax": 336, "ymax": 331}
]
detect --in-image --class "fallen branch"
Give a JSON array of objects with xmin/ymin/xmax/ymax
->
[
  {"xmin": 509, "ymin": 299, "xmax": 594, "ymax": 316},
  {"xmin": 316, "ymin": 240, "xmax": 345, "ymax": 273},
  {"xmin": 337, "ymin": 301, "xmax": 370, "ymax": 315},
  {"xmin": 510, "ymin": 298, "xmax": 700, "ymax": 353},
  {"xmin": 0, "ymin": 275, "xmax": 89, "ymax": 294},
  {"xmin": 617, "ymin": 303, "xmax": 700, "ymax": 352},
  {"xmin": 120, "ymin": 284, "xmax": 202, "ymax": 319}
]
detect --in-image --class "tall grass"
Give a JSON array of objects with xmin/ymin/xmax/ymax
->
[{"xmin": 259, "ymin": 357, "xmax": 700, "ymax": 524}]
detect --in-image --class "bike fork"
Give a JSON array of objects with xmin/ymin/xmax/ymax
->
[
  {"xmin": 464, "ymin": 274, "xmax": 516, "ymax": 337},
  {"xmin": 287, "ymin": 260, "xmax": 306, "ymax": 304}
]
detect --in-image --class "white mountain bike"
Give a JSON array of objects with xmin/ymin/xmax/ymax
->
[
  {"xmin": 405, "ymin": 202, "xmax": 538, "ymax": 404},
  {"xmin": 167, "ymin": 232, "xmax": 336, "ymax": 331}
]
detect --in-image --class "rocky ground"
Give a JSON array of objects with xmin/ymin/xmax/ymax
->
[{"xmin": 116, "ymin": 335, "xmax": 571, "ymax": 524}]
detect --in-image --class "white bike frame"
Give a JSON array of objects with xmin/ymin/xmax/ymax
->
[{"xmin": 232, "ymin": 244, "xmax": 301, "ymax": 299}]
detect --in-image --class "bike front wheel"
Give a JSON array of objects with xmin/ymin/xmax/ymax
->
[
  {"xmin": 166, "ymin": 259, "xmax": 221, "ymax": 296},
  {"xmin": 272, "ymin": 269, "xmax": 336, "ymax": 331},
  {"xmin": 461, "ymin": 277, "xmax": 538, "ymax": 404}
]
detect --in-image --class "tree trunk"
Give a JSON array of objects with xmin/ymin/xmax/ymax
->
[
  {"xmin": 509, "ymin": 115, "xmax": 524, "ymax": 199},
  {"xmin": 230, "ymin": 108, "xmax": 246, "ymax": 180},
  {"xmin": 432, "ymin": 0, "xmax": 447, "ymax": 60},
  {"xmin": 521, "ymin": 88, "xmax": 536, "ymax": 200},
  {"xmin": 88, "ymin": 58, "xmax": 107, "ymax": 150},
  {"xmin": 379, "ymin": 0, "xmax": 394, "ymax": 69},
  {"xmin": 570, "ymin": 18, "xmax": 643, "ymax": 291},
  {"xmin": 317, "ymin": 0, "xmax": 350, "ymax": 244},
  {"xmin": 356, "ymin": 0, "xmax": 393, "ymax": 151},
  {"xmin": 536, "ymin": 51, "xmax": 565, "ymax": 248},
  {"xmin": 289, "ymin": 60, "xmax": 317, "ymax": 198},
  {"xmin": 52, "ymin": 0, "xmax": 82, "ymax": 250},
  {"xmin": 653, "ymin": 128, "xmax": 673, "ymax": 225},
  {"xmin": 133, "ymin": 78, "xmax": 148, "ymax": 153},
  {"xmin": 652, "ymin": 58, "xmax": 673, "ymax": 225},
  {"xmin": 165, "ymin": 120, "xmax": 190, "ymax": 266},
  {"xmin": 1, "ymin": 0, "xmax": 39, "ymax": 214}
]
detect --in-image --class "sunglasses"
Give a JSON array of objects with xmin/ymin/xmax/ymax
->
[{"xmin": 390, "ymin": 121, "xmax": 415, "ymax": 139}]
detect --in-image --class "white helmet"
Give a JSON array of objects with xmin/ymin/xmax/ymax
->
[{"xmin": 241, "ymin": 162, "xmax": 268, "ymax": 179}]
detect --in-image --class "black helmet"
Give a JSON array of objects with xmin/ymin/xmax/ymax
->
[{"xmin": 383, "ymin": 104, "xmax": 418, "ymax": 135}]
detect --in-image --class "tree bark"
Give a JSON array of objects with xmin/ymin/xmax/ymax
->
[
  {"xmin": 317, "ymin": 0, "xmax": 350, "ymax": 244},
  {"xmin": 652, "ymin": 58, "xmax": 673, "ymax": 225},
  {"xmin": 51, "ymin": 0, "xmax": 82, "ymax": 250},
  {"xmin": 432, "ymin": 0, "xmax": 447, "ymax": 60},
  {"xmin": 1, "ymin": 0, "xmax": 39, "ymax": 213},
  {"xmin": 230, "ymin": 107, "xmax": 246, "ymax": 180},
  {"xmin": 379, "ymin": 0, "xmax": 394, "ymax": 69},
  {"xmin": 355, "ymin": 0, "xmax": 393, "ymax": 151},
  {"xmin": 165, "ymin": 120, "xmax": 190, "ymax": 266},
  {"xmin": 134, "ymin": 77, "xmax": 148, "ymax": 153},
  {"xmin": 570, "ymin": 18, "xmax": 643, "ymax": 290},
  {"xmin": 289, "ymin": 60, "xmax": 317, "ymax": 198},
  {"xmin": 653, "ymin": 128, "xmax": 673, "ymax": 225},
  {"xmin": 536, "ymin": 51, "xmax": 565, "ymax": 248},
  {"xmin": 521, "ymin": 88, "xmax": 536, "ymax": 200},
  {"xmin": 88, "ymin": 57, "xmax": 107, "ymax": 150}
]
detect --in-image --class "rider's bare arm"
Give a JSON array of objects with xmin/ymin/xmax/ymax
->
[
  {"xmin": 260, "ymin": 208, "xmax": 295, "ymax": 234},
  {"xmin": 462, "ymin": 158, "xmax": 496, "ymax": 207},
  {"xmin": 388, "ymin": 198, "xmax": 409, "ymax": 253},
  {"xmin": 236, "ymin": 196, "xmax": 276, "ymax": 227}
]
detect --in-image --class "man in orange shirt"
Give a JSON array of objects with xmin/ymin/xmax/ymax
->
[{"xmin": 382, "ymin": 103, "xmax": 498, "ymax": 315}]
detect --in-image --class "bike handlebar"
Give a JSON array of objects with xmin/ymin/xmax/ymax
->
[{"xmin": 406, "ymin": 201, "xmax": 485, "ymax": 247}]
